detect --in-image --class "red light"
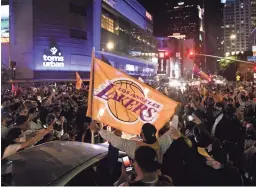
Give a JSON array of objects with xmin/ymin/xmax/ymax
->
[
  {"xmin": 254, "ymin": 65, "xmax": 256, "ymax": 72},
  {"xmin": 189, "ymin": 51, "xmax": 194, "ymax": 55},
  {"xmin": 188, "ymin": 50, "xmax": 195, "ymax": 59},
  {"xmin": 165, "ymin": 52, "xmax": 169, "ymax": 56}
]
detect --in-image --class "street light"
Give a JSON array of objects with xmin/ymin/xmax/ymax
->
[
  {"xmin": 106, "ymin": 42, "xmax": 114, "ymax": 50},
  {"xmin": 230, "ymin": 34, "xmax": 236, "ymax": 40}
]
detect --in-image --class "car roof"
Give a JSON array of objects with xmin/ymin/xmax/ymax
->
[{"xmin": 1, "ymin": 141, "xmax": 108, "ymax": 186}]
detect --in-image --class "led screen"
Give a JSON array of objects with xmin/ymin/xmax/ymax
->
[{"xmin": 1, "ymin": 5, "xmax": 9, "ymax": 43}]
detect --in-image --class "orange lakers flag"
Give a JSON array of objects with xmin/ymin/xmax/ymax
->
[
  {"xmin": 87, "ymin": 57, "xmax": 179, "ymax": 135},
  {"xmin": 76, "ymin": 72, "xmax": 83, "ymax": 90}
]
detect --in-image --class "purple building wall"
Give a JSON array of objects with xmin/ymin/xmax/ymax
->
[
  {"xmin": 33, "ymin": 0, "xmax": 94, "ymax": 75},
  {"xmin": 2, "ymin": 0, "xmax": 156, "ymax": 80}
]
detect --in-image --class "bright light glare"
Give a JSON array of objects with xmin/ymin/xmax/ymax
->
[
  {"xmin": 215, "ymin": 79, "xmax": 224, "ymax": 84},
  {"xmin": 159, "ymin": 52, "xmax": 165, "ymax": 58},
  {"xmin": 190, "ymin": 81, "xmax": 200, "ymax": 86},
  {"xmin": 169, "ymin": 80, "xmax": 181, "ymax": 87},
  {"xmin": 106, "ymin": 42, "xmax": 114, "ymax": 50},
  {"xmin": 230, "ymin": 34, "xmax": 236, "ymax": 39},
  {"xmin": 144, "ymin": 88, "xmax": 149, "ymax": 97},
  {"xmin": 98, "ymin": 108, "xmax": 105, "ymax": 117}
]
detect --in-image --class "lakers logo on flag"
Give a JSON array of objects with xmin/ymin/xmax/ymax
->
[
  {"xmin": 87, "ymin": 57, "xmax": 178, "ymax": 135},
  {"xmin": 94, "ymin": 78, "xmax": 163, "ymax": 124}
]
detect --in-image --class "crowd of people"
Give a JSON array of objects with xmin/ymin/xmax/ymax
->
[{"xmin": 1, "ymin": 80, "xmax": 256, "ymax": 186}]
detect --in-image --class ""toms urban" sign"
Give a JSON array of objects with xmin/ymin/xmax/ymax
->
[{"xmin": 43, "ymin": 47, "xmax": 64, "ymax": 67}]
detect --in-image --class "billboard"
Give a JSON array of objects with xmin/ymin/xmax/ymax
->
[
  {"xmin": 253, "ymin": 46, "xmax": 256, "ymax": 56},
  {"xmin": 1, "ymin": 5, "xmax": 9, "ymax": 43}
]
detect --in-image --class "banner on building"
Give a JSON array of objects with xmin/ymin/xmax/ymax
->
[
  {"xmin": 87, "ymin": 57, "xmax": 178, "ymax": 135},
  {"xmin": 157, "ymin": 58, "xmax": 167, "ymax": 75}
]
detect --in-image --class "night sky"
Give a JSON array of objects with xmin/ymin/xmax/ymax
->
[{"xmin": 138, "ymin": 0, "xmax": 224, "ymax": 54}]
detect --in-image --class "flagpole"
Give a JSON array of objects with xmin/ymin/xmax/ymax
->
[{"xmin": 91, "ymin": 47, "xmax": 95, "ymax": 144}]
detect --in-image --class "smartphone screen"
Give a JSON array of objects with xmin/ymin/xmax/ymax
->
[
  {"xmin": 187, "ymin": 115, "xmax": 194, "ymax": 122},
  {"xmin": 122, "ymin": 156, "xmax": 133, "ymax": 172}
]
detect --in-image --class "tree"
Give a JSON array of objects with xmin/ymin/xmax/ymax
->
[{"xmin": 219, "ymin": 56, "xmax": 237, "ymax": 70}]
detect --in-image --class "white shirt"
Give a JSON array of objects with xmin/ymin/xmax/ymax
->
[
  {"xmin": 211, "ymin": 113, "xmax": 224, "ymax": 137},
  {"xmin": 2, "ymin": 144, "xmax": 21, "ymax": 159},
  {"xmin": 29, "ymin": 120, "xmax": 42, "ymax": 131}
]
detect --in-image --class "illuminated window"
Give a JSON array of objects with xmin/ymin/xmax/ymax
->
[{"xmin": 101, "ymin": 14, "xmax": 114, "ymax": 33}]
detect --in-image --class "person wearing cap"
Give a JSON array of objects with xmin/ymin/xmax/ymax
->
[
  {"xmin": 199, "ymin": 138, "xmax": 243, "ymax": 186},
  {"xmin": 116, "ymin": 146, "xmax": 173, "ymax": 186},
  {"xmin": 53, "ymin": 106, "xmax": 68, "ymax": 134},
  {"xmin": 89, "ymin": 104, "xmax": 181, "ymax": 163}
]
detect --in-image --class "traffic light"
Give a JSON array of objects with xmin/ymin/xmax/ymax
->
[
  {"xmin": 254, "ymin": 64, "xmax": 256, "ymax": 72},
  {"xmin": 158, "ymin": 50, "xmax": 171, "ymax": 59},
  {"xmin": 158, "ymin": 51, "xmax": 165, "ymax": 58},
  {"xmin": 10, "ymin": 61, "xmax": 16, "ymax": 80},
  {"xmin": 188, "ymin": 50, "xmax": 195, "ymax": 59},
  {"xmin": 10, "ymin": 61, "xmax": 16, "ymax": 69},
  {"xmin": 157, "ymin": 50, "xmax": 170, "ymax": 75}
]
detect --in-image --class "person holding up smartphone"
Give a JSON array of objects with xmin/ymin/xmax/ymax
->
[{"xmin": 115, "ymin": 146, "xmax": 173, "ymax": 186}]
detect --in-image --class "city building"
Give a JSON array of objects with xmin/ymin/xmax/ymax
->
[
  {"xmin": 218, "ymin": 4, "xmax": 225, "ymax": 57},
  {"xmin": 1, "ymin": 0, "xmax": 157, "ymax": 81},
  {"xmin": 223, "ymin": 0, "xmax": 255, "ymax": 56},
  {"xmin": 250, "ymin": 28, "xmax": 256, "ymax": 48},
  {"xmin": 157, "ymin": 36, "xmax": 194, "ymax": 79},
  {"xmin": 165, "ymin": 1, "xmax": 205, "ymax": 58},
  {"xmin": 250, "ymin": 0, "xmax": 256, "ymax": 48}
]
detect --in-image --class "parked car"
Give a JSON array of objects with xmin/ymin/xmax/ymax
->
[{"xmin": 2, "ymin": 141, "xmax": 121, "ymax": 186}]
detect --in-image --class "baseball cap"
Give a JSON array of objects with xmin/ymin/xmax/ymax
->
[{"xmin": 142, "ymin": 123, "xmax": 157, "ymax": 144}]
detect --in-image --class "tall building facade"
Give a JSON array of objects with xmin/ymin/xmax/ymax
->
[
  {"xmin": 223, "ymin": 0, "xmax": 255, "ymax": 56},
  {"xmin": 249, "ymin": 0, "xmax": 256, "ymax": 48},
  {"xmin": 165, "ymin": 1, "xmax": 205, "ymax": 68},
  {"xmin": 1, "ymin": 0, "xmax": 157, "ymax": 81}
]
